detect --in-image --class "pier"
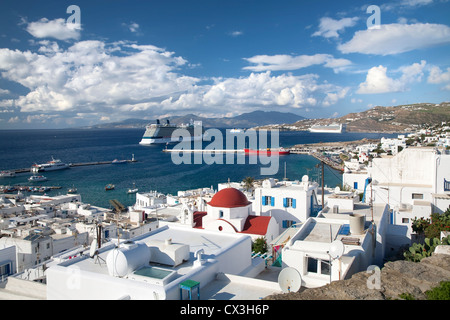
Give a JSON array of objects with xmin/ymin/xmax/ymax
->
[{"xmin": 6, "ymin": 159, "xmax": 138, "ymax": 175}]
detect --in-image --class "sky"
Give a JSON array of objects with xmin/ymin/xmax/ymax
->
[{"xmin": 0, "ymin": 0, "xmax": 449, "ymax": 129}]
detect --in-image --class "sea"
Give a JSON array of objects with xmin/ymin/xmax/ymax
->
[{"xmin": 0, "ymin": 128, "xmax": 398, "ymax": 209}]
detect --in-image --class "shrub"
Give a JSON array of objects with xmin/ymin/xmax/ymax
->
[{"xmin": 425, "ymin": 281, "xmax": 450, "ymax": 300}]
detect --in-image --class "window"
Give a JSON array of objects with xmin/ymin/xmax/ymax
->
[
  {"xmin": 306, "ymin": 257, "xmax": 331, "ymax": 276},
  {"xmin": 402, "ymin": 218, "xmax": 409, "ymax": 224},
  {"xmin": 0, "ymin": 263, "xmax": 11, "ymax": 277},
  {"xmin": 354, "ymin": 182, "xmax": 358, "ymax": 189},
  {"xmin": 219, "ymin": 210, "xmax": 224, "ymax": 218},
  {"xmin": 262, "ymin": 196, "xmax": 274, "ymax": 206},
  {"xmin": 282, "ymin": 220, "xmax": 296, "ymax": 228},
  {"xmin": 283, "ymin": 197, "xmax": 296, "ymax": 208},
  {"xmin": 412, "ymin": 193, "xmax": 423, "ymax": 200}
]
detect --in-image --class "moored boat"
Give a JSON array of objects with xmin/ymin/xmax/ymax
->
[
  {"xmin": 31, "ymin": 157, "xmax": 69, "ymax": 173},
  {"xmin": 0, "ymin": 171, "xmax": 16, "ymax": 178},
  {"xmin": 28, "ymin": 175, "xmax": 48, "ymax": 182},
  {"xmin": 105, "ymin": 184, "xmax": 115, "ymax": 191}
]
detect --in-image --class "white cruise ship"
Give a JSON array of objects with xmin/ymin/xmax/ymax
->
[
  {"xmin": 139, "ymin": 119, "xmax": 204, "ymax": 145},
  {"xmin": 309, "ymin": 123, "xmax": 345, "ymax": 133},
  {"xmin": 31, "ymin": 157, "xmax": 69, "ymax": 173}
]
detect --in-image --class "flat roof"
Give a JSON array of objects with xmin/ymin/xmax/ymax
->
[{"xmin": 60, "ymin": 224, "xmax": 250, "ymax": 278}]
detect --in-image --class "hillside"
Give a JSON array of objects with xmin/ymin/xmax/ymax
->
[
  {"xmin": 264, "ymin": 253, "xmax": 450, "ymax": 300},
  {"xmin": 83, "ymin": 110, "xmax": 305, "ymax": 129},
  {"xmin": 260, "ymin": 102, "xmax": 450, "ymax": 132}
]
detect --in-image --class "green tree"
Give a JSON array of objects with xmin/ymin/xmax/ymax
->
[
  {"xmin": 242, "ymin": 176, "xmax": 255, "ymax": 194},
  {"xmin": 252, "ymin": 237, "xmax": 268, "ymax": 254}
]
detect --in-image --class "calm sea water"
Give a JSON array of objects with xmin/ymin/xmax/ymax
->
[{"xmin": 0, "ymin": 128, "xmax": 397, "ymax": 208}]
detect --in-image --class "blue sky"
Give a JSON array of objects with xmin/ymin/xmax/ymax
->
[{"xmin": 0, "ymin": 0, "xmax": 449, "ymax": 128}]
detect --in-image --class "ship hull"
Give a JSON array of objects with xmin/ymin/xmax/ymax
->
[
  {"xmin": 244, "ymin": 148, "xmax": 290, "ymax": 155},
  {"xmin": 308, "ymin": 124, "xmax": 344, "ymax": 133},
  {"xmin": 139, "ymin": 123, "xmax": 203, "ymax": 145}
]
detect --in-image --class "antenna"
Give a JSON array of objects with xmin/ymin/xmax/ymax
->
[{"xmin": 278, "ymin": 267, "xmax": 302, "ymax": 293}]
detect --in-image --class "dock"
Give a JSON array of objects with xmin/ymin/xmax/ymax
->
[{"xmin": 7, "ymin": 159, "xmax": 138, "ymax": 174}]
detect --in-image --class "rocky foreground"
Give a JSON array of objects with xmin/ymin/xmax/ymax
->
[{"xmin": 264, "ymin": 254, "xmax": 450, "ymax": 300}]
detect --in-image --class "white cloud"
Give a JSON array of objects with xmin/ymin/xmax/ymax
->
[
  {"xmin": 229, "ymin": 31, "xmax": 243, "ymax": 37},
  {"xmin": 400, "ymin": 0, "xmax": 433, "ymax": 6},
  {"xmin": 26, "ymin": 18, "xmax": 81, "ymax": 41},
  {"xmin": 0, "ymin": 40, "xmax": 349, "ymax": 122},
  {"xmin": 357, "ymin": 61, "xmax": 427, "ymax": 94},
  {"xmin": 123, "ymin": 22, "xmax": 140, "ymax": 33},
  {"xmin": 312, "ymin": 17, "xmax": 359, "ymax": 38},
  {"xmin": 338, "ymin": 23, "xmax": 450, "ymax": 55},
  {"xmin": 8, "ymin": 116, "xmax": 19, "ymax": 123},
  {"xmin": 0, "ymin": 88, "xmax": 10, "ymax": 96},
  {"xmin": 428, "ymin": 65, "xmax": 450, "ymax": 90},
  {"xmin": 243, "ymin": 54, "xmax": 352, "ymax": 73},
  {"xmin": 0, "ymin": 41, "xmax": 199, "ymax": 114}
]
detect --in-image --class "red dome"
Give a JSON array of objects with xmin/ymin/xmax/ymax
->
[{"xmin": 208, "ymin": 188, "xmax": 251, "ymax": 208}]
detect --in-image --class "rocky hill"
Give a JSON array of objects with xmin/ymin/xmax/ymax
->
[
  {"xmin": 264, "ymin": 253, "xmax": 450, "ymax": 300},
  {"xmin": 260, "ymin": 102, "xmax": 450, "ymax": 133}
]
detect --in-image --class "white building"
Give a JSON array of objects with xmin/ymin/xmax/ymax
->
[
  {"xmin": 380, "ymin": 135, "xmax": 407, "ymax": 155},
  {"xmin": 46, "ymin": 224, "xmax": 277, "ymax": 300},
  {"xmin": 279, "ymin": 195, "xmax": 389, "ymax": 288},
  {"xmin": 342, "ymin": 159, "xmax": 370, "ymax": 193},
  {"xmin": 182, "ymin": 187, "xmax": 279, "ymax": 243},
  {"xmin": 368, "ymin": 147, "xmax": 450, "ymax": 246},
  {"xmin": 253, "ymin": 177, "xmax": 320, "ymax": 232},
  {"xmin": 0, "ymin": 245, "xmax": 16, "ymax": 281}
]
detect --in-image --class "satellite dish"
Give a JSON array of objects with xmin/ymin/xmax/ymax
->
[
  {"xmin": 278, "ymin": 267, "xmax": 302, "ymax": 293},
  {"xmin": 89, "ymin": 239, "xmax": 98, "ymax": 258},
  {"xmin": 329, "ymin": 240, "xmax": 345, "ymax": 259}
]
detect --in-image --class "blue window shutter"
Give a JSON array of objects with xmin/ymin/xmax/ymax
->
[
  {"xmin": 283, "ymin": 198, "xmax": 287, "ymax": 207},
  {"xmin": 271, "ymin": 197, "xmax": 275, "ymax": 206},
  {"xmin": 262, "ymin": 196, "xmax": 266, "ymax": 206},
  {"xmin": 354, "ymin": 182, "xmax": 358, "ymax": 189},
  {"xmin": 292, "ymin": 199, "xmax": 296, "ymax": 209},
  {"xmin": 282, "ymin": 220, "xmax": 287, "ymax": 228}
]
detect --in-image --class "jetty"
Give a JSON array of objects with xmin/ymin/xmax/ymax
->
[{"xmin": 6, "ymin": 157, "xmax": 138, "ymax": 175}]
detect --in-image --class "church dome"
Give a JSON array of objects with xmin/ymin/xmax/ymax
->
[{"xmin": 207, "ymin": 188, "xmax": 251, "ymax": 208}]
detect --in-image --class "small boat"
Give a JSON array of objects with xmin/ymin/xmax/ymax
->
[
  {"xmin": 3, "ymin": 186, "xmax": 17, "ymax": 193},
  {"xmin": 127, "ymin": 183, "xmax": 138, "ymax": 194},
  {"xmin": 105, "ymin": 184, "xmax": 115, "ymax": 191},
  {"xmin": 68, "ymin": 186, "xmax": 78, "ymax": 194},
  {"xmin": 244, "ymin": 147, "xmax": 290, "ymax": 155},
  {"xmin": 39, "ymin": 187, "xmax": 50, "ymax": 193},
  {"xmin": 229, "ymin": 128, "xmax": 243, "ymax": 133},
  {"xmin": 112, "ymin": 159, "xmax": 127, "ymax": 164},
  {"xmin": 28, "ymin": 175, "xmax": 48, "ymax": 182},
  {"xmin": 0, "ymin": 171, "xmax": 16, "ymax": 178}
]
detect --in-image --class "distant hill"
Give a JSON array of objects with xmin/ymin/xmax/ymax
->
[
  {"xmin": 258, "ymin": 102, "xmax": 450, "ymax": 133},
  {"xmin": 83, "ymin": 110, "xmax": 306, "ymax": 129}
]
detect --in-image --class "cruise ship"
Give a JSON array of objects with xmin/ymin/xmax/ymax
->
[
  {"xmin": 31, "ymin": 157, "xmax": 69, "ymax": 173},
  {"xmin": 309, "ymin": 123, "xmax": 345, "ymax": 133},
  {"xmin": 139, "ymin": 119, "xmax": 204, "ymax": 145}
]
